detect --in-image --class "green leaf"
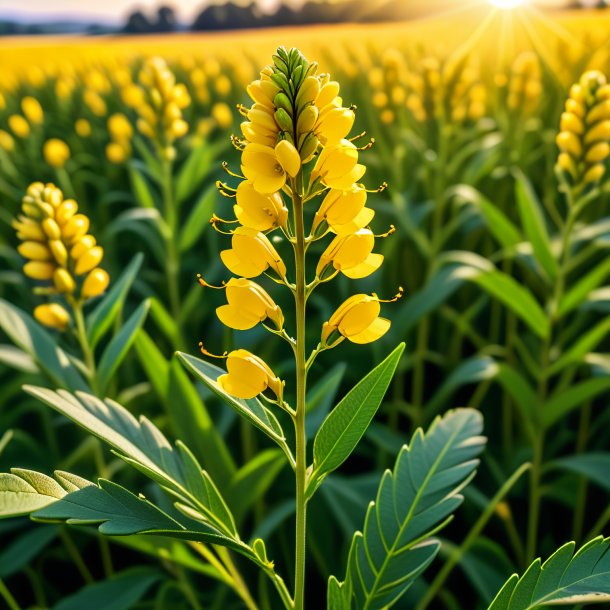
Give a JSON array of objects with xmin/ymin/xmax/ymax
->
[
  {"xmin": 542, "ymin": 378, "xmax": 610, "ymax": 429},
  {"xmin": 179, "ymin": 183, "xmax": 217, "ymax": 252},
  {"xmin": 514, "ymin": 170, "xmax": 558, "ymax": 281},
  {"xmin": 55, "ymin": 568, "xmax": 161, "ymax": 610},
  {"xmin": 0, "ymin": 469, "xmax": 91, "ymax": 518},
  {"xmin": 461, "ymin": 266, "xmax": 549, "ymax": 339},
  {"xmin": 306, "ymin": 363, "xmax": 347, "ymax": 439},
  {"xmin": 331, "ymin": 409, "xmax": 486, "ymax": 610},
  {"xmin": 176, "ymin": 138, "xmax": 226, "ymax": 204},
  {"xmin": 0, "ymin": 525, "xmax": 57, "ymax": 577},
  {"xmin": 97, "ymin": 300, "xmax": 150, "ymax": 394},
  {"xmin": 557, "ymin": 258, "xmax": 610, "ymax": 320},
  {"xmin": 0, "ymin": 344, "xmax": 38, "ymax": 373},
  {"xmin": 226, "ymin": 449, "xmax": 286, "ymax": 523},
  {"xmin": 549, "ymin": 453, "xmax": 610, "ymax": 493},
  {"xmin": 548, "ymin": 317, "xmax": 610, "ymax": 376},
  {"xmin": 310, "ymin": 343, "xmax": 405, "ymax": 494},
  {"xmin": 453, "ymin": 184, "xmax": 522, "ymax": 249},
  {"xmin": 488, "ymin": 537, "xmax": 610, "ymax": 609},
  {"xmin": 493, "ymin": 364, "xmax": 538, "ymax": 437},
  {"xmin": 134, "ymin": 331, "xmax": 169, "ymax": 398},
  {"xmin": 87, "ymin": 253, "xmax": 143, "ymax": 348},
  {"xmin": 176, "ymin": 352, "xmax": 293, "ymax": 465},
  {"xmin": 129, "ymin": 162, "xmax": 157, "ymax": 209},
  {"xmin": 23, "ymin": 386, "xmax": 237, "ymax": 537},
  {"xmin": 0, "ymin": 299, "xmax": 87, "ymax": 391}
]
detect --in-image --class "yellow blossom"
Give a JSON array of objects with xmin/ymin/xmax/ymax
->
[
  {"xmin": 21, "ymin": 96, "xmax": 43, "ymax": 124},
  {"xmin": 34, "ymin": 303, "xmax": 70, "ymax": 331},
  {"xmin": 312, "ymin": 186, "xmax": 374, "ymax": 236},
  {"xmin": 9, "ymin": 115, "xmax": 30, "ymax": 138},
  {"xmin": 43, "ymin": 139, "xmax": 70, "ymax": 169},
  {"xmin": 234, "ymin": 181, "xmax": 288, "ymax": 231}
]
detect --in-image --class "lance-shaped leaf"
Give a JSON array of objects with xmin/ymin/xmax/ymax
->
[
  {"xmin": 0, "ymin": 468, "xmax": 91, "ymax": 517},
  {"xmin": 309, "ymin": 344, "xmax": 405, "ymax": 497},
  {"xmin": 488, "ymin": 537, "xmax": 610, "ymax": 609},
  {"xmin": 23, "ymin": 386, "xmax": 237, "ymax": 538},
  {"xmin": 328, "ymin": 408, "xmax": 486, "ymax": 610},
  {"xmin": 176, "ymin": 352, "xmax": 294, "ymax": 466}
]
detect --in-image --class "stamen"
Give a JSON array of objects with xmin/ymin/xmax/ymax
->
[
  {"xmin": 199, "ymin": 341, "xmax": 228, "ymax": 359},
  {"xmin": 377, "ymin": 286, "xmax": 404, "ymax": 303},
  {"xmin": 210, "ymin": 214, "xmax": 238, "ymax": 234},
  {"xmin": 230, "ymin": 134, "xmax": 246, "ymax": 150},
  {"xmin": 365, "ymin": 181, "xmax": 388, "ymax": 193},
  {"xmin": 222, "ymin": 161, "xmax": 245, "ymax": 179},
  {"xmin": 216, "ymin": 180, "xmax": 238, "ymax": 198},
  {"xmin": 356, "ymin": 137, "xmax": 375, "ymax": 151},
  {"xmin": 375, "ymin": 224, "xmax": 396, "ymax": 238},
  {"xmin": 197, "ymin": 274, "xmax": 227, "ymax": 289},
  {"xmin": 236, "ymin": 103, "xmax": 249, "ymax": 117},
  {"xmin": 349, "ymin": 131, "xmax": 367, "ymax": 142}
]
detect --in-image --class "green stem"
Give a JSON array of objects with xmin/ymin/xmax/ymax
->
[
  {"xmin": 72, "ymin": 299, "xmax": 99, "ymax": 395},
  {"xmin": 59, "ymin": 528, "xmax": 94, "ymax": 584},
  {"xmin": 526, "ymin": 432, "xmax": 545, "ymax": 564},
  {"xmin": 216, "ymin": 548, "xmax": 261, "ymax": 610},
  {"xmin": 416, "ymin": 462, "xmax": 531, "ymax": 610},
  {"xmin": 293, "ymin": 184, "xmax": 308, "ymax": 610},
  {"xmin": 572, "ymin": 400, "xmax": 592, "ymax": 542},
  {"xmin": 0, "ymin": 579, "xmax": 21, "ymax": 610}
]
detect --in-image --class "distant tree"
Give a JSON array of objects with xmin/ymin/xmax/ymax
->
[
  {"xmin": 156, "ymin": 6, "xmax": 177, "ymax": 32},
  {"xmin": 123, "ymin": 10, "xmax": 151, "ymax": 34}
]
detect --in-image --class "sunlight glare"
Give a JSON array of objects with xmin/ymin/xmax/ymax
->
[{"xmin": 489, "ymin": 0, "xmax": 525, "ymax": 8}]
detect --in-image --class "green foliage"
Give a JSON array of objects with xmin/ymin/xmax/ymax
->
[{"xmin": 328, "ymin": 409, "xmax": 486, "ymax": 610}]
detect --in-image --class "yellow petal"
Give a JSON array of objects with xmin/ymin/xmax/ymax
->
[
  {"xmin": 338, "ymin": 300, "xmax": 381, "ymax": 337},
  {"xmin": 342, "ymin": 253, "xmax": 384, "ymax": 279},
  {"xmin": 275, "ymin": 140, "xmax": 301, "ymax": 178},
  {"xmin": 216, "ymin": 304, "xmax": 262, "ymax": 330},
  {"xmin": 348, "ymin": 317, "xmax": 391, "ymax": 344}
]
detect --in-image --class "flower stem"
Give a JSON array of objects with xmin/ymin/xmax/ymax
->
[
  {"xmin": 0, "ymin": 579, "xmax": 21, "ymax": 610},
  {"xmin": 292, "ymin": 184, "xmax": 308, "ymax": 610},
  {"xmin": 72, "ymin": 299, "xmax": 99, "ymax": 396}
]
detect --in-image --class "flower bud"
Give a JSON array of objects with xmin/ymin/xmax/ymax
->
[
  {"xmin": 53, "ymin": 268, "xmax": 76, "ymax": 294},
  {"xmin": 82, "ymin": 268, "xmax": 109, "ymax": 298},
  {"xmin": 34, "ymin": 303, "xmax": 70, "ymax": 331}
]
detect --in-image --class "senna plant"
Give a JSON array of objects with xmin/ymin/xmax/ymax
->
[{"xmin": 2, "ymin": 47, "xmax": 610, "ymax": 610}]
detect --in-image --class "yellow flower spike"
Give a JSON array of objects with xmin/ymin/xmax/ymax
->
[
  {"xmin": 9, "ymin": 115, "xmax": 30, "ymax": 138},
  {"xmin": 21, "ymin": 97, "xmax": 43, "ymax": 124},
  {"xmin": 43, "ymin": 139, "xmax": 70, "ymax": 169},
  {"xmin": 53, "ymin": 268, "xmax": 76, "ymax": 294},
  {"xmin": 316, "ymin": 229, "xmax": 384, "ymax": 280},
  {"xmin": 242, "ymin": 143, "xmax": 288, "ymax": 194},
  {"xmin": 321, "ymin": 289, "xmax": 404, "ymax": 347},
  {"xmin": 557, "ymin": 70, "xmax": 610, "ymax": 190},
  {"xmin": 34, "ymin": 303, "xmax": 70, "ymax": 331},
  {"xmin": 82, "ymin": 268, "xmax": 110, "ymax": 298},
  {"xmin": 220, "ymin": 227, "xmax": 287, "ymax": 279},
  {"xmin": 234, "ymin": 181, "xmax": 288, "ymax": 231},
  {"xmin": 62, "ymin": 215, "xmax": 90, "ymax": 243},
  {"xmin": 216, "ymin": 278, "xmax": 284, "ymax": 331},
  {"xmin": 275, "ymin": 140, "xmax": 301, "ymax": 178},
  {"xmin": 204, "ymin": 345, "xmax": 283, "ymax": 401}
]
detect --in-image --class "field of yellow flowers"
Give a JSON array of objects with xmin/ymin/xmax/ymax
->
[{"xmin": 2, "ymin": 6, "xmax": 610, "ymax": 610}]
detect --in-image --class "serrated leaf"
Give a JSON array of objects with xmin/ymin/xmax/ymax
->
[
  {"xmin": 97, "ymin": 300, "xmax": 150, "ymax": 393},
  {"xmin": 23, "ymin": 386, "xmax": 237, "ymax": 537},
  {"xmin": 0, "ymin": 468, "xmax": 91, "ymax": 518},
  {"xmin": 310, "ymin": 344, "xmax": 405, "ymax": 493},
  {"xmin": 0, "ymin": 299, "xmax": 87, "ymax": 391},
  {"xmin": 488, "ymin": 537, "xmax": 610, "ymax": 609},
  {"xmin": 176, "ymin": 352, "xmax": 293, "ymax": 465},
  {"xmin": 86, "ymin": 253, "xmax": 143, "ymax": 348},
  {"xmin": 331, "ymin": 408, "xmax": 486, "ymax": 610}
]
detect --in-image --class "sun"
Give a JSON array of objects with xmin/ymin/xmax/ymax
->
[{"xmin": 489, "ymin": 0, "xmax": 525, "ymax": 8}]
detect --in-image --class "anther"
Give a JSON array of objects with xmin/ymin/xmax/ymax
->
[
  {"xmin": 210, "ymin": 214, "xmax": 237, "ymax": 234},
  {"xmin": 236, "ymin": 104, "xmax": 249, "ymax": 117},
  {"xmin": 375, "ymin": 224, "xmax": 396, "ymax": 238},
  {"xmin": 377, "ymin": 286, "xmax": 404, "ymax": 303},
  {"xmin": 199, "ymin": 341, "xmax": 228, "ymax": 359},
  {"xmin": 197, "ymin": 274, "xmax": 226, "ymax": 289},
  {"xmin": 216, "ymin": 180, "xmax": 237, "ymax": 198},
  {"xmin": 221, "ymin": 162, "xmax": 245, "ymax": 179}
]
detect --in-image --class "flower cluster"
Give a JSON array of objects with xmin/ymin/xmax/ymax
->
[
  {"xmin": 556, "ymin": 70, "xmax": 610, "ymax": 190},
  {"xmin": 14, "ymin": 182, "xmax": 109, "ymax": 330},
  {"xmin": 106, "ymin": 113, "xmax": 134, "ymax": 164},
  {"xmin": 135, "ymin": 57, "xmax": 191, "ymax": 160},
  {"xmin": 200, "ymin": 47, "xmax": 400, "ymax": 403},
  {"xmin": 506, "ymin": 52, "xmax": 542, "ymax": 114}
]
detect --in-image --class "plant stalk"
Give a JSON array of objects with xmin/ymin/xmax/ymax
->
[{"xmin": 72, "ymin": 299, "xmax": 99, "ymax": 396}]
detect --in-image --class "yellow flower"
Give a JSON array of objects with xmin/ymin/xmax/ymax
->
[
  {"xmin": 234, "ymin": 181, "xmax": 288, "ymax": 231},
  {"xmin": 214, "ymin": 278, "xmax": 283, "ymax": 330},
  {"xmin": 83, "ymin": 89, "xmax": 107, "ymax": 117},
  {"xmin": 75, "ymin": 119, "xmax": 92, "ymax": 138},
  {"xmin": 106, "ymin": 142, "xmax": 130, "ymax": 164},
  {"xmin": 310, "ymin": 139, "xmax": 365, "ymax": 189},
  {"xmin": 316, "ymin": 229, "xmax": 383, "ymax": 280},
  {"xmin": 21, "ymin": 97, "xmax": 43, "ymax": 124},
  {"xmin": 212, "ymin": 102, "xmax": 233, "ymax": 130},
  {"xmin": 216, "ymin": 348, "xmax": 283, "ymax": 400},
  {"xmin": 312, "ymin": 186, "xmax": 374, "ymax": 236},
  {"xmin": 34, "ymin": 303, "xmax": 70, "ymax": 331},
  {"xmin": 241, "ymin": 142, "xmax": 299, "ymax": 193},
  {"xmin": 220, "ymin": 227, "xmax": 286, "ymax": 279},
  {"xmin": 108, "ymin": 113, "xmax": 133, "ymax": 142},
  {"xmin": 0, "ymin": 130, "xmax": 15, "ymax": 152},
  {"xmin": 82, "ymin": 268, "xmax": 109, "ymax": 298},
  {"xmin": 315, "ymin": 107, "xmax": 355, "ymax": 147},
  {"xmin": 321, "ymin": 290, "xmax": 403, "ymax": 346},
  {"xmin": 9, "ymin": 115, "xmax": 30, "ymax": 138},
  {"xmin": 43, "ymin": 139, "xmax": 70, "ymax": 169}
]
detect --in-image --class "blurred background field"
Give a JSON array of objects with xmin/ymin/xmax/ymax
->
[{"xmin": 2, "ymin": 1, "xmax": 610, "ymax": 609}]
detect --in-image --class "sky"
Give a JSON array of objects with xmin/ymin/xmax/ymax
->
[{"xmin": 0, "ymin": 0, "xmax": 576, "ymax": 24}]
